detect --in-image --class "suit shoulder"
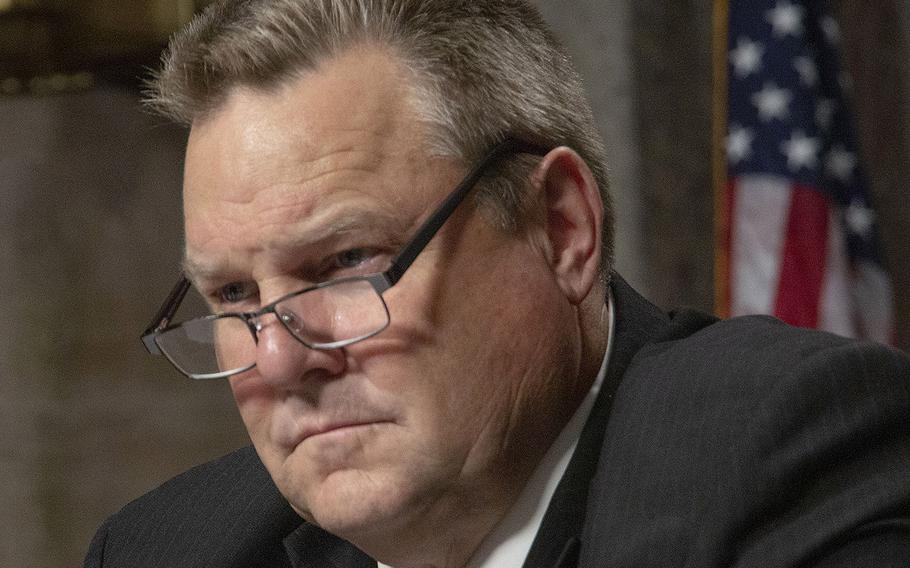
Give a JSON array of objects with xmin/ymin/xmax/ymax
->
[
  {"xmin": 615, "ymin": 309, "xmax": 909, "ymax": 438},
  {"xmin": 587, "ymin": 314, "xmax": 910, "ymax": 565},
  {"xmin": 636, "ymin": 310, "xmax": 900, "ymax": 390},
  {"xmin": 115, "ymin": 445, "xmax": 273, "ymax": 516},
  {"xmin": 93, "ymin": 446, "xmax": 300, "ymax": 567},
  {"xmin": 607, "ymin": 311, "xmax": 910, "ymax": 488}
]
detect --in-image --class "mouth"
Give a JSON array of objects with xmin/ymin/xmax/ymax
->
[
  {"xmin": 283, "ymin": 419, "xmax": 394, "ymax": 450},
  {"xmin": 307, "ymin": 421, "xmax": 382, "ymax": 439}
]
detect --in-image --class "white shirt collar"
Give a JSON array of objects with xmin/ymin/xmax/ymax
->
[{"xmin": 379, "ymin": 291, "xmax": 616, "ymax": 568}]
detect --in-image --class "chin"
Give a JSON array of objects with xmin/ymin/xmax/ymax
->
[{"xmin": 284, "ymin": 464, "xmax": 423, "ymax": 537}]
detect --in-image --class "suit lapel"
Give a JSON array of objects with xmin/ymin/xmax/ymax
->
[{"xmin": 523, "ymin": 275, "xmax": 670, "ymax": 568}]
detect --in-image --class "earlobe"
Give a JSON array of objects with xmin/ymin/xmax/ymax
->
[{"xmin": 534, "ymin": 147, "xmax": 603, "ymax": 305}]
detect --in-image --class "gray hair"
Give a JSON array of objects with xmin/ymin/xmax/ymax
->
[{"xmin": 148, "ymin": 0, "xmax": 615, "ymax": 278}]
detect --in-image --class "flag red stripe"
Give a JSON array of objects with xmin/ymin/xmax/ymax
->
[{"xmin": 774, "ymin": 185, "xmax": 830, "ymax": 328}]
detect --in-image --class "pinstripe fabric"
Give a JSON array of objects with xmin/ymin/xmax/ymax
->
[
  {"xmin": 84, "ymin": 446, "xmax": 301, "ymax": 567},
  {"xmin": 580, "ymin": 309, "xmax": 910, "ymax": 566},
  {"xmin": 282, "ymin": 523, "xmax": 374, "ymax": 568},
  {"xmin": 86, "ymin": 276, "xmax": 910, "ymax": 567}
]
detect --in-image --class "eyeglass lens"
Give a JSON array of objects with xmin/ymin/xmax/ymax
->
[{"xmin": 154, "ymin": 278, "xmax": 389, "ymax": 379}]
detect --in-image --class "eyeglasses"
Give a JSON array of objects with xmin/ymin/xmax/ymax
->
[{"xmin": 141, "ymin": 137, "xmax": 552, "ymax": 379}]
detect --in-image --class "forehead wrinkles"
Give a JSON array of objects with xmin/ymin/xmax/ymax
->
[
  {"xmin": 183, "ymin": 159, "xmax": 371, "ymax": 264},
  {"xmin": 182, "ymin": 202, "xmax": 404, "ymax": 283},
  {"xmin": 185, "ymin": 107, "xmax": 395, "ymax": 212},
  {"xmin": 184, "ymin": 46, "xmax": 430, "ymax": 214}
]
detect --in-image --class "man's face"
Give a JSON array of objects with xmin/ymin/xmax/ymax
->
[{"xmin": 182, "ymin": 47, "xmax": 585, "ymax": 551}]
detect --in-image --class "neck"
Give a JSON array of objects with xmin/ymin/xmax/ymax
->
[{"xmin": 578, "ymin": 282, "xmax": 611, "ymax": 390}]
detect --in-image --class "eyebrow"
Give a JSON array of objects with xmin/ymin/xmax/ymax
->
[{"xmin": 182, "ymin": 207, "xmax": 406, "ymax": 284}]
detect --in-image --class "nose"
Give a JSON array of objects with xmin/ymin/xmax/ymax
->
[{"xmin": 253, "ymin": 313, "xmax": 346, "ymax": 389}]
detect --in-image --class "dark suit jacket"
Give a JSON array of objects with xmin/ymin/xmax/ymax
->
[{"xmin": 85, "ymin": 276, "xmax": 910, "ymax": 567}]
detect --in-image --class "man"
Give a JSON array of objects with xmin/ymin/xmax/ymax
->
[{"xmin": 86, "ymin": 1, "xmax": 910, "ymax": 567}]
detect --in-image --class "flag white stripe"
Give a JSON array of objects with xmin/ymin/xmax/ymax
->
[{"xmin": 731, "ymin": 175, "xmax": 792, "ymax": 317}]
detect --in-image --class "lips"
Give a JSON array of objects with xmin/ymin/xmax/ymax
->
[
  {"xmin": 300, "ymin": 420, "xmax": 385, "ymax": 441},
  {"xmin": 275, "ymin": 415, "xmax": 392, "ymax": 451}
]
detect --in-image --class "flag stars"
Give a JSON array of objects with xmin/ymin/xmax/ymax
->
[
  {"xmin": 753, "ymin": 82, "xmax": 793, "ymax": 121},
  {"xmin": 730, "ymin": 37, "xmax": 764, "ymax": 78},
  {"xmin": 727, "ymin": 124, "xmax": 755, "ymax": 164},
  {"xmin": 816, "ymin": 98, "xmax": 837, "ymax": 130},
  {"xmin": 766, "ymin": 0, "xmax": 805, "ymax": 38},
  {"xmin": 781, "ymin": 130, "xmax": 821, "ymax": 171},
  {"xmin": 826, "ymin": 145, "xmax": 857, "ymax": 183},
  {"xmin": 845, "ymin": 200, "xmax": 876, "ymax": 239},
  {"xmin": 793, "ymin": 56, "xmax": 818, "ymax": 87},
  {"xmin": 821, "ymin": 15, "xmax": 841, "ymax": 44}
]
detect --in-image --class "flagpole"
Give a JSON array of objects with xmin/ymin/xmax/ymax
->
[{"xmin": 712, "ymin": 0, "xmax": 731, "ymax": 318}]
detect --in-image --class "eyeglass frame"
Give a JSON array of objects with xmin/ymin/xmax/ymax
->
[{"xmin": 140, "ymin": 136, "xmax": 553, "ymax": 376}]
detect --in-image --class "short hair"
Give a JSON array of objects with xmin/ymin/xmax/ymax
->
[{"xmin": 148, "ymin": 0, "xmax": 615, "ymax": 279}]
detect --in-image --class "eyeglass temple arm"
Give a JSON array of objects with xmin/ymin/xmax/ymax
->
[
  {"xmin": 384, "ymin": 137, "xmax": 552, "ymax": 286},
  {"xmin": 141, "ymin": 276, "xmax": 192, "ymax": 354}
]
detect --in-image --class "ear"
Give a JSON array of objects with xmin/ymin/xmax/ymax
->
[{"xmin": 532, "ymin": 147, "xmax": 603, "ymax": 305}]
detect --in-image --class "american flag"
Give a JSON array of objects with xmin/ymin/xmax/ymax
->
[{"xmin": 720, "ymin": 0, "xmax": 894, "ymax": 344}]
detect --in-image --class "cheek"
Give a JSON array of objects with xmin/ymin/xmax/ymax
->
[
  {"xmin": 228, "ymin": 375, "xmax": 275, "ymax": 445},
  {"xmin": 370, "ymin": 246, "xmax": 565, "ymax": 442}
]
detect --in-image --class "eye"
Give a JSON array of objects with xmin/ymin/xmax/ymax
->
[
  {"xmin": 336, "ymin": 248, "xmax": 374, "ymax": 268},
  {"xmin": 217, "ymin": 281, "xmax": 257, "ymax": 305},
  {"xmin": 320, "ymin": 247, "xmax": 388, "ymax": 279}
]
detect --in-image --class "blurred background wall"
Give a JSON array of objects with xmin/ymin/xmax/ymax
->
[{"xmin": 1, "ymin": 1, "xmax": 908, "ymax": 565}]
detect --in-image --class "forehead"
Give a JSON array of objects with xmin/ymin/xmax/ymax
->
[
  {"xmin": 185, "ymin": 45, "xmax": 421, "ymax": 201},
  {"xmin": 182, "ymin": 46, "xmax": 450, "ymax": 276}
]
